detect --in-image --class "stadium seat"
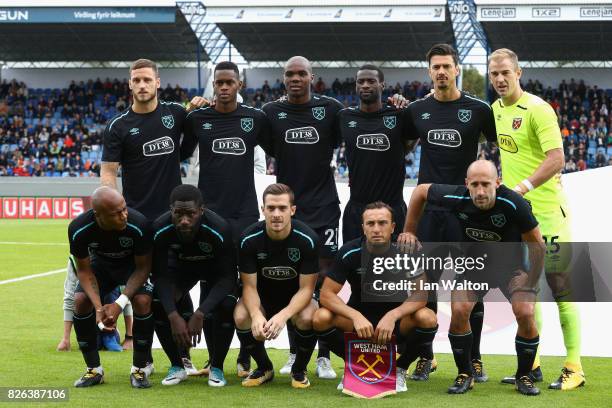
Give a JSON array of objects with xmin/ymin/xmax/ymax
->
[
  {"xmin": 53, "ymin": 171, "xmax": 61, "ymax": 177},
  {"xmin": 9, "ymin": 144, "xmax": 18, "ymax": 152},
  {"xmin": 588, "ymin": 147, "xmax": 596, "ymax": 157},
  {"xmin": 607, "ymin": 147, "xmax": 612, "ymax": 157}
]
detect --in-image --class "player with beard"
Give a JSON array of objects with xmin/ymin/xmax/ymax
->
[
  {"xmin": 101, "ymin": 58, "xmax": 207, "ymax": 378},
  {"xmin": 313, "ymin": 202, "xmax": 437, "ymax": 393},
  {"xmin": 401, "ymin": 44, "xmax": 497, "ymax": 382}
]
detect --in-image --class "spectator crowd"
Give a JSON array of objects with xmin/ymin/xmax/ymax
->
[{"xmin": 1, "ymin": 75, "xmax": 611, "ymax": 179}]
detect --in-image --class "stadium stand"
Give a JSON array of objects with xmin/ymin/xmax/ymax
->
[{"xmin": 1, "ymin": 76, "xmax": 610, "ymax": 179}]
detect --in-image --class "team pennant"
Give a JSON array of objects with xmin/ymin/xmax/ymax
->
[{"xmin": 342, "ymin": 332, "xmax": 396, "ymax": 399}]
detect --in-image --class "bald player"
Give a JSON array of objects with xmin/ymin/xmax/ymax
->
[
  {"xmin": 68, "ymin": 187, "xmax": 154, "ymax": 388},
  {"xmin": 261, "ymin": 56, "xmax": 344, "ymax": 378},
  {"xmin": 262, "ymin": 56, "xmax": 406, "ymax": 377},
  {"xmin": 399, "ymin": 160, "xmax": 546, "ymax": 395}
]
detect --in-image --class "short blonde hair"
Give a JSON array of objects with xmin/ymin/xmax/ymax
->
[{"xmin": 489, "ymin": 48, "xmax": 520, "ymax": 71}]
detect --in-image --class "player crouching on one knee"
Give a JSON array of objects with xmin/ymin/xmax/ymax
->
[
  {"xmin": 313, "ymin": 201, "xmax": 438, "ymax": 393},
  {"xmin": 233, "ymin": 183, "xmax": 320, "ymax": 389}
]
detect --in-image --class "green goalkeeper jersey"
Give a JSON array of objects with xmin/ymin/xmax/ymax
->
[{"xmin": 492, "ymin": 91, "xmax": 567, "ymax": 214}]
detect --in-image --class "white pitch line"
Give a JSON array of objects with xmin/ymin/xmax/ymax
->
[
  {"xmin": 0, "ymin": 241, "xmax": 68, "ymax": 246},
  {"xmin": 0, "ymin": 268, "xmax": 66, "ymax": 285}
]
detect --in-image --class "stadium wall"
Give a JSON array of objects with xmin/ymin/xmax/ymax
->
[
  {"xmin": 1, "ymin": 67, "xmax": 206, "ymax": 89},
  {"xmin": 5, "ymin": 66, "xmax": 612, "ymax": 91},
  {"xmin": 245, "ymin": 68, "xmax": 431, "ymax": 89}
]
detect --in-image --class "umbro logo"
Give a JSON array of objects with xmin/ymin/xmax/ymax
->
[
  {"xmin": 129, "ymin": 128, "xmax": 139, "ymax": 135},
  {"xmin": 348, "ymin": 121, "xmax": 357, "ymax": 128},
  {"xmin": 458, "ymin": 213, "xmax": 468, "ymax": 220},
  {"xmin": 421, "ymin": 113, "xmax": 431, "ymax": 120},
  {"xmin": 203, "ymin": 122, "xmax": 212, "ymax": 130},
  {"xmin": 257, "ymin": 252, "xmax": 268, "ymax": 260},
  {"xmin": 278, "ymin": 112, "xmax": 288, "ymax": 119}
]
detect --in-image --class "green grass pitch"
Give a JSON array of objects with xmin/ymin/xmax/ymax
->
[{"xmin": 0, "ymin": 220, "xmax": 610, "ymax": 407}]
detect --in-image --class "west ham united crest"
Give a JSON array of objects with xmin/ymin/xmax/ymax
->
[
  {"xmin": 458, "ymin": 109, "xmax": 472, "ymax": 123},
  {"xmin": 288, "ymin": 247, "xmax": 300, "ymax": 262},
  {"xmin": 119, "ymin": 237, "xmax": 133, "ymax": 248},
  {"xmin": 491, "ymin": 214, "xmax": 507, "ymax": 228},
  {"xmin": 347, "ymin": 340, "xmax": 394, "ymax": 384},
  {"xmin": 312, "ymin": 107, "xmax": 325, "ymax": 120},
  {"xmin": 161, "ymin": 115, "xmax": 174, "ymax": 129},
  {"xmin": 198, "ymin": 242, "xmax": 212, "ymax": 253},
  {"xmin": 383, "ymin": 116, "xmax": 396, "ymax": 129},
  {"xmin": 512, "ymin": 117, "xmax": 522, "ymax": 130},
  {"xmin": 240, "ymin": 117, "xmax": 254, "ymax": 132}
]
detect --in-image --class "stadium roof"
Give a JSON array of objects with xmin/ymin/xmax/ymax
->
[
  {"xmin": 206, "ymin": 1, "xmax": 452, "ymax": 62},
  {"xmin": 0, "ymin": 2, "xmax": 205, "ymax": 62},
  {"xmin": 475, "ymin": 0, "xmax": 612, "ymax": 61},
  {"xmin": 217, "ymin": 21, "xmax": 454, "ymax": 62}
]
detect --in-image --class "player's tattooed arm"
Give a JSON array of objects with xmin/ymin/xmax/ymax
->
[
  {"xmin": 123, "ymin": 252, "xmax": 152, "ymax": 299},
  {"xmin": 100, "ymin": 162, "xmax": 120, "ymax": 190},
  {"xmin": 75, "ymin": 257, "xmax": 111, "ymax": 327},
  {"xmin": 75, "ymin": 257, "xmax": 102, "ymax": 309}
]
